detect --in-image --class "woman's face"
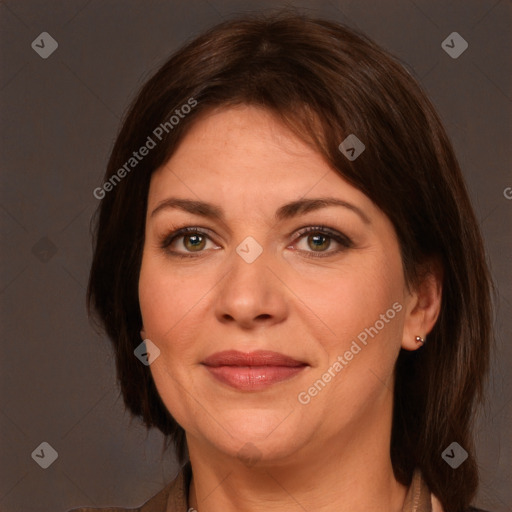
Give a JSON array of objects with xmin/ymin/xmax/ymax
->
[{"xmin": 139, "ymin": 105, "xmax": 416, "ymax": 464}]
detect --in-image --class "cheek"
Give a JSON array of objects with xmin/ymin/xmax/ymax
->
[
  {"xmin": 138, "ymin": 255, "xmax": 204, "ymax": 341},
  {"xmin": 298, "ymin": 250, "xmax": 404, "ymax": 351},
  {"xmin": 300, "ymin": 259, "xmax": 404, "ymax": 426},
  {"xmin": 138, "ymin": 256, "xmax": 204, "ymax": 426}
]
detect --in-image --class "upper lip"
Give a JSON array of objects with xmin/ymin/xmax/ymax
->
[{"xmin": 202, "ymin": 350, "xmax": 307, "ymax": 367}]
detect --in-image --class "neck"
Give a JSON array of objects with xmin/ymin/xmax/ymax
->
[{"xmin": 186, "ymin": 392, "xmax": 407, "ymax": 512}]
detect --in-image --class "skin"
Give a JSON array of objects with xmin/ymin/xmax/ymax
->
[{"xmin": 138, "ymin": 105, "xmax": 442, "ymax": 512}]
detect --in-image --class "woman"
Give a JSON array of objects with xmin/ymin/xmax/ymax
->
[{"xmin": 76, "ymin": 11, "xmax": 494, "ymax": 512}]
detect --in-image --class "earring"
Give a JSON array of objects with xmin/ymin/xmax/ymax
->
[{"xmin": 415, "ymin": 335, "xmax": 425, "ymax": 345}]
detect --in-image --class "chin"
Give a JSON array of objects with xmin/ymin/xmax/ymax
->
[{"xmin": 198, "ymin": 414, "xmax": 311, "ymax": 465}]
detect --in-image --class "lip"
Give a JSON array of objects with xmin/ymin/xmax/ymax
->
[
  {"xmin": 202, "ymin": 350, "xmax": 305, "ymax": 367},
  {"xmin": 202, "ymin": 350, "xmax": 308, "ymax": 391}
]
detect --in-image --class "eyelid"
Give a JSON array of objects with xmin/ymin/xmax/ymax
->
[
  {"xmin": 292, "ymin": 225, "xmax": 352, "ymax": 244},
  {"xmin": 159, "ymin": 226, "xmax": 218, "ymax": 250},
  {"xmin": 159, "ymin": 224, "xmax": 353, "ymax": 257},
  {"xmin": 290, "ymin": 225, "xmax": 354, "ymax": 256}
]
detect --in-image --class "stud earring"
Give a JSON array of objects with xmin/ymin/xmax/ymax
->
[{"xmin": 415, "ymin": 335, "xmax": 425, "ymax": 345}]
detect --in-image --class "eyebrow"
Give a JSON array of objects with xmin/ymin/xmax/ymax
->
[{"xmin": 150, "ymin": 196, "xmax": 371, "ymax": 224}]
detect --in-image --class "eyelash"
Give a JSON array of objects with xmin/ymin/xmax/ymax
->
[{"xmin": 159, "ymin": 225, "xmax": 354, "ymax": 259}]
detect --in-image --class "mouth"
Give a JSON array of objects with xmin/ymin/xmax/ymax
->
[{"xmin": 201, "ymin": 350, "xmax": 308, "ymax": 391}]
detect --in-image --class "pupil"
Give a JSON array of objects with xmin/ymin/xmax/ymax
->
[
  {"xmin": 186, "ymin": 234, "xmax": 204, "ymax": 250},
  {"xmin": 310, "ymin": 234, "xmax": 329, "ymax": 250}
]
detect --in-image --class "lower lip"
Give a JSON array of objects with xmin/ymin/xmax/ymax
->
[{"xmin": 204, "ymin": 365, "xmax": 307, "ymax": 391}]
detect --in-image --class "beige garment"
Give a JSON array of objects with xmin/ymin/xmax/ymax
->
[{"xmin": 69, "ymin": 463, "xmax": 442, "ymax": 512}]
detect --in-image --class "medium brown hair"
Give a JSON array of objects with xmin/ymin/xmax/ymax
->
[{"xmin": 87, "ymin": 11, "xmax": 494, "ymax": 512}]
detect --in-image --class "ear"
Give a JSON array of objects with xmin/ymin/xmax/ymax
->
[
  {"xmin": 402, "ymin": 258, "xmax": 443, "ymax": 351},
  {"xmin": 140, "ymin": 326, "xmax": 146, "ymax": 340}
]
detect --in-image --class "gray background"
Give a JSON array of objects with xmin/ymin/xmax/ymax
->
[{"xmin": 0, "ymin": 1, "xmax": 510, "ymax": 511}]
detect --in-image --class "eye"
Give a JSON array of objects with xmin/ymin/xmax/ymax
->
[
  {"xmin": 159, "ymin": 227, "xmax": 218, "ymax": 258},
  {"xmin": 291, "ymin": 226, "xmax": 353, "ymax": 258},
  {"xmin": 159, "ymin": 225, "xmax": 353, "ymax": 259}
]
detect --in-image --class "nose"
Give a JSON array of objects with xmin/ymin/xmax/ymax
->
[{"xmin": 214, "ymin": 245, "xmax": 289, "ymax": 330}]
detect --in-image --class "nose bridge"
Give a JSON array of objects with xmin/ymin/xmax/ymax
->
[
  {"xmin": 231, "ymin": 238, "xmax": 269, "ymax": 286},
  {"xmin": 214, "ymin": 235, "xmax": 287, "ymax": 326}
]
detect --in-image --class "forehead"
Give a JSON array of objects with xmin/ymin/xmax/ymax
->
[
  {"xmin": 147, "ymin": 106, "xmax": 371, "ymax": 212},
  {"xmin": 155, "ymin": 106, "xmax": 324, "ymax": 180}
]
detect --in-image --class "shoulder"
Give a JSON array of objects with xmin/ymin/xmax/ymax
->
[
  {"xmin": 429, "ymin": 477, "xmax": 492, "ymax": 512},
  {"xmin": 65, "ymin": 483, "xmax": 170, "ymax": 512},
  {"xmin": 65, "ymin": 489, "xmax": 164, "ymax": 512},
  {"xmin": 67, "ymin": 502, "xmax": 147, "ymax": 512},
  {"xmin": 432, "ymin": 495, "xmax": 493, "ymax": 512},
  {"xmin": 67, "ymin": 509, "xmax": 130, "ymax": 512},
  {"xmin": 66, "ymin": 462, "xmax": 191, "ymax": 512}
]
